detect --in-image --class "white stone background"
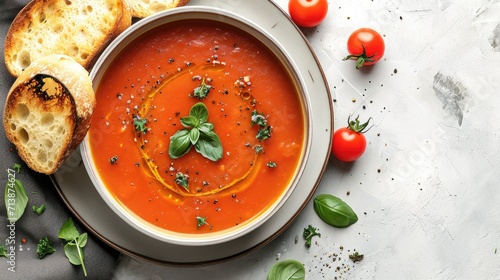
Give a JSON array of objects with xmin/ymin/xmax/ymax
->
[{"xmin": 112, "ymin": 0, "xmax": 500, "ymax": 279}]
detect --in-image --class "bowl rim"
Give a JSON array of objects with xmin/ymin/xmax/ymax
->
[{"xmin": 82, "ymin": 5, "xmax": 313, "ymax": 246}]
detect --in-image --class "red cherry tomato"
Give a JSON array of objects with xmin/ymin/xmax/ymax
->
[
  {"xmin": 288, "ymin": 0, "xmax": 328, "ymax": 28},
  {"xmin": 343, "ymin": 28, "xmax": 385, "ymax": 69},
  {"xmin": 332, "ymin": 116, "xmax": 371, "ymax": 162}
]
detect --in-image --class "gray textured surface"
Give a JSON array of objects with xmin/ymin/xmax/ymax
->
[
  {"xmin": 0, "ymin": 1, "xmax": 119, "ymax": 279},
  {"xmin": 113, "ymin": 0, "xmax": 500, "ymax": 279}
]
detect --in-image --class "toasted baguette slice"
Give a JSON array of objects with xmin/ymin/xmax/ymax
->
[
  {"xmin": 4, "ymin": 0, "xmax": 131, "ymax": 77},
  {"xmin": 126, "ymin": 0, "xmax": 189, "ymax": 18},
  {"xmin": 3, "ymin": 54, "xmax": 96, "ymax": 175}
]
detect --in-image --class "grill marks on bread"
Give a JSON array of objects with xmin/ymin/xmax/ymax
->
[{"xmin": 3, "ymin": 55, "xmax": 95, "ymax": 175}]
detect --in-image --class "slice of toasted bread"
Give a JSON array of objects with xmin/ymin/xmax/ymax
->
[
  {"xmin": 126, "ymin": 0, "xmax": 189, "ymax": 18},
  {"xmin": 4, "ymin": 0, "xmax": 131, "ymax": 77},
  {"xmin": 3, "ymin": 54, "xmax": 96, "ymax": 175}
]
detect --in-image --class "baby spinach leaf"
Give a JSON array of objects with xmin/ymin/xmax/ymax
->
[
  {"xmin": 4, "ymin": 178, "xmax": 28, "ymax": 223},
  {"xmin": 267, "ymin": 259, "xmax": 305, "ymax": 280},
  {"xmin": 313, "ymin": 194, "xmax": 358, "ymax": 228}
]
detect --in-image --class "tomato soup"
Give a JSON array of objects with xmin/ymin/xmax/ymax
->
[{"xmin": 88, "ymin": 20, "xmax": 305, "ymax": 234}]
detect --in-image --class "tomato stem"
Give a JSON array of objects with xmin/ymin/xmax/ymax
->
[
  {"xmin": 347, "ymin": 115, "xmax": 372, "ymax": 133},
  {"xmin": 343, "ymin": 45, "xmax": 376, "ymax": 69}
]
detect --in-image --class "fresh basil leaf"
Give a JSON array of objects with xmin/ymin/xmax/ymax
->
[
  {"xmin": 64, "ymin": 243, "xmax": 82, "ymax": 265},
  {"xmin": 77, "ymin": 233, "xmax": 88, "ymax": 248},
  {"xmin": 194, "ymin": 130, "xmax": 223, "ymax": 161},
  {"xmin": 180, "ymin": 115, "xmax": 198, "ymax": 128},
  {"xmin": 58, "ymin": 217, "xmax": 80, "ymax": 241},
  {"xmin": 169, "ymin": 129, "xmax": 192, "ymax": 159},
  {"xmin": 189, "ymin": 102, "xmax": 209, "ymax": 123},
  {"xmin": 4, "ymin": 178, "xmax": 29, "ymax": 223},
  {"xmin": 190, "ymin": 128, "xmax": 200, "ymax": 145},
  {"xmin": 59, "ymin": 217, "xmax": 88, "ymax": 276},
  {"xmin": 37, "ymin": 237, "xmax": 55, "ymax": 259},
  {"xmin": 267, "ymin": 259, "xmax": 305, "ymax": 280},
  {"xmin": 199, "ymin": 122, "xmax": 214, "ymax": 133},
  {"xmin": 313, "ymin": 194, "xmax": 358, "ymax": 228}
]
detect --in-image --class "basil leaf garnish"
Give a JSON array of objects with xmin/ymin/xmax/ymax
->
[
  {"xmin": 169, "ymin": 129, "xmax": 192, "ymax": 159},
  {"xmin": 169, "ymin": 102, "xmax": 223, "ymax": 161},
  {"xmin": 5, "ymin": 178, "xmax": 28, "ymax": 223},
  {"xmin": 189, "ymin": 102, "xmax": 208, "ymax": 123},
  {"xmin": 194, "ymin": 130, "xmax": 223, "ymax": 161},
  {"xmin": 267, "ymin": 259, "xmax": 305, "ymax": 280},
  {"xmin": 180, "ymin": 115, "xmax": 198, "ymax": 127},
  {"xmin": 189, "ymin": 128, "xmax": 200, "ymax": 145},
  {"xmin": 313, "ymin": 194, "xmax": 358, "ymax": 228},
  {"xmin": 199, "ymin": 122, "xmax": 213, "ymax": 133}
]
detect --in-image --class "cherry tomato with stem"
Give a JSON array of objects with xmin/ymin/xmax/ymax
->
[
  {"xmin": 332, "ymin": 116, "xmax": 372, "ymax": 162},
  {"xmin": 288, "ymin": 0, "xmax": 328, "ymax": 28},
  {"xmin": 343, "ymin": 28, "xmax": 385, "ymax": 69}
]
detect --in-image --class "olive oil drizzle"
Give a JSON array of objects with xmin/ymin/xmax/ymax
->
[{"xmin": 134, "ymin": 64, "xmax": 260, "ymax": 197}]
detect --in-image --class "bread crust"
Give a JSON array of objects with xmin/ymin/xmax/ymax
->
[
  {"xmin": 127, "ymin": 0, "xmax": 190, "ymax": 19},
  {"xmin": 4, "ymin": 0, "xmax": 132, "ymax": 77},
  {"xmin": 3, "ymin": 54, "xmax": 96, "ymax": 174}
]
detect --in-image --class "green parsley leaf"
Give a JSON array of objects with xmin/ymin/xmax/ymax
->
[
  {"xmin": 37, "ymin": 237, "xmax": 55, "ymax": 259},
  {"xmin": 11, "ymin": 163, "xmax": 21, "ymax": 173},
  {"xmin": 196, "ymin": 216, "xmax": 208, "ymax": 228},
  {"xmin": 175, "ymin": 172, "xmax": 189, "ymax": 191},
  {"xmin": 193, "ymin": 78, "xmax": 212, "ymax": 99},
  {"xmin": 253, "ymin": 145, "xmax": 265, "ymax": 154},
  {"xmin": 256, "ymin": 126, "xmax": 272, "ymax": 140},
  {"xmin": 32, "ymin": 204, "xmax": 46, "ymax": 215},
  {"xmin": 349, "ymin": 251, "xmax": 364, "ymax": 262},
  {"xmin": 251, "ymin": 110, "xmax": 267, "ymax": 127},
  {"xmin": 0, "ymin": 244, "xmax": 7, "ymax": 258},
  {"xmin": 303, "ymin": 225, "xmax": 321, "ymax": 247},
  {"xmin": 133, "ymin": 115, "xmax": 148, "ymax": 134},
  {"xmin": 267, "ymin": 161, "xmax": 277, "ymax": 168}
]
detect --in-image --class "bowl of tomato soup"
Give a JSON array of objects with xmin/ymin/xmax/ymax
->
[{"xmin": 82, "ymin": 6, "xmax": 311, "ymax": 246}]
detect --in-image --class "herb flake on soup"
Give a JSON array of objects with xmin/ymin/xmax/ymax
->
[{"xmin": 88, "ymin": 20, "xmax": 305, "ymax": 234}]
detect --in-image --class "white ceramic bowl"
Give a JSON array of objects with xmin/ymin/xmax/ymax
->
[{"xmin": 81, "ymin": 6, "xmax": 312, "ymax": 246}]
